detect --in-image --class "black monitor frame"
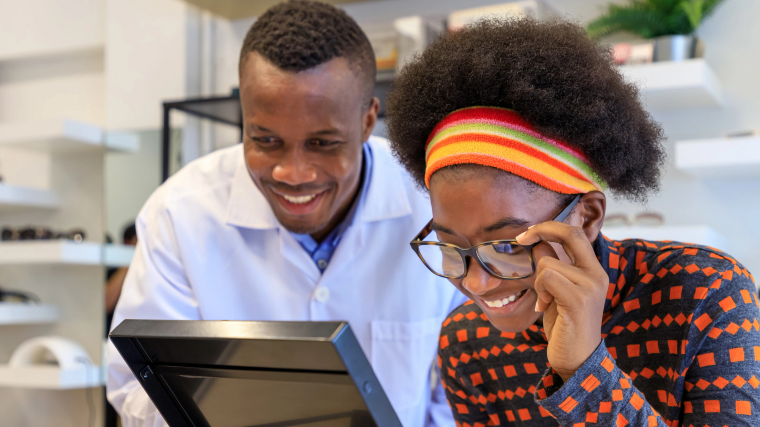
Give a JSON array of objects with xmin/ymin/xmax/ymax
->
[{"xmin": 110, "ymin": 320, "xmax": 402, "ymax": 427}]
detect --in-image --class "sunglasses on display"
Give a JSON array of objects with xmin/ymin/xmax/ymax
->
[
  {"xmin": 410, "ymin": 194, "xmax": 582, "ymax": 280},
  {"xmin": 1, "ymin": 227, "xmax": 86, "ymax": 243},
  {"xmin": 0, "ymin": 287, "xmax": 40, "ymax": 304}
]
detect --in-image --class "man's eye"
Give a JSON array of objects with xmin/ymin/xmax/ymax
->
[
  {"xmin": 251, "ymin": 136, "xmax": 282, "ymax": 147},
  {"xmin": 309, "ymin": 139, "xmax": 339, "ymax": 147}
]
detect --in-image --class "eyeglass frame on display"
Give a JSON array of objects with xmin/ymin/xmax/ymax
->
[
  {"xmin": 603, "ymin": 212, "xmax": 664, "ymax": 227},
  {"xmin": 1, "ymin": 227, "xmax": 86, "ymax": 242},
  {"xmin": 410, "ymin": 194, "xmax": 582, "ymax": 280}
]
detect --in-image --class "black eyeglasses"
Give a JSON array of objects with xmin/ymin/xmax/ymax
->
[{"xmin": 410, "ymin": 194, "xmax": 581, "ymax": 280}]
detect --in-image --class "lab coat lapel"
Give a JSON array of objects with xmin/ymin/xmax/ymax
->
[
  {"xmin": 224, "ymin": 154, "xmax": 320, "ymax": 282},
  {"xmin": 225, "ymin": 155, "xmax": 279, "ymax": 230}
]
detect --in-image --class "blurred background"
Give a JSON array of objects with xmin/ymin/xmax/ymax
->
[{"xmin": 0, "ymin": 0, "xmax": 758, "ymax": 425}]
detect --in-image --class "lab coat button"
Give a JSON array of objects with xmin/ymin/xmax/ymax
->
[
  {"xmin": 317, "ymin": 259, "xmax": 327, "ymax": 269},
  {"xmin": 315, "ymin": 287, "xmax": 330, "ymax": 302}
]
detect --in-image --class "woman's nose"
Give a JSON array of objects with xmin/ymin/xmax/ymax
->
[{"xmin": 461, "ymin": 260, "xmax": 501, "ymax": 296}]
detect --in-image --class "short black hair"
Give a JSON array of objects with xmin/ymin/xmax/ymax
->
[
  {"xmin": 123, "ymin": 223, "xmax": 136, "ymax": 243},
  {"xmin": 386, "ymin": 18, "xmax": 666, "ymax": 202},
  {"xmin": 239, "ymin": 0, "xmax": 376, "ymax": 104}
]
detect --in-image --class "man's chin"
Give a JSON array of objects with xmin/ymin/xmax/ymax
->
[{"xmin": 277, "ymin": 215, "xmax": 331, "ymax": 236}]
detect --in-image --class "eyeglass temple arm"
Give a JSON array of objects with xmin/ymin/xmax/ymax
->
[
  {"xmin": 554, "ymin": 194, "xmax": 583, "ymax": 223},
  {"xmin": 413, "ymin": 220, "xmax": 434, "ymax": 242}
]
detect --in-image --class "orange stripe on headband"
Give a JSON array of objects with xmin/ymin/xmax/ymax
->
[{"xmin": 424, "ymin": 107, "xmax": 607, "ymax": 194}]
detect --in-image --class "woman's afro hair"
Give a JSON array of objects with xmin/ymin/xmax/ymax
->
[{"xmin": 385, "ymin": 18, "xmax": 666, "ymax": 202}]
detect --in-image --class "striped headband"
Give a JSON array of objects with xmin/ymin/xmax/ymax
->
[{"xmin": 424, "ymin": 106, "xmax": 607, "ymax": 194}]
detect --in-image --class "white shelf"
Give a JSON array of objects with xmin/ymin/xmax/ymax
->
[
  {"xmin": 103, "ymin": 244, "xmax": 135, "ymax": 267},
  {"xmin": 0, "ymin": 304, "xmax": 59, "ymax": 325},
  {"xmin": 0, "ymin": 365, "xmax": 103, "ymax": 389},
  {"xmin": 0, "ymin": 120, "xmax": 139, "ymax": 153},
  {"xmin": 620, "ymin": 59, "xmax": 723, "ymax": 111},
  {"xmin": 0, "ymin": 241, "xmax": 137, "ymax": 266},
  {"xmin": 602, "ymin": 225, "xmax": 728, "ymax": 250},
  {"xmin": 675, "ymin": 135, "xmax": 760, "ymax": 178},
  {"xmin": 0, "ymin": 184, "xmax": 61, "ymax": 212},
  {"xmin": 0, "ymin": 241, "xmax": 101, "ymax": 265}
]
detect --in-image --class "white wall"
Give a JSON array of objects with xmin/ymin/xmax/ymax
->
[
  {"xmin": 0, "ymin": 0, "xmax": 104, "ymax": 60},
  {"xmin": 105, "ymin": 131, "xmax": 162, "ymax": 241},
  {"xmin": 105, "ymin": 0, "xmax": 188, "ymax": 130}
]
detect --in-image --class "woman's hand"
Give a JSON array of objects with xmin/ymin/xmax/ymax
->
[{"xmin": 516, "ymin": 222, "xmax": 609, "ymax": 383}]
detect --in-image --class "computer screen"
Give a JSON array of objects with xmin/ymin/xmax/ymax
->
[{"xmin": 110, "ymin": 320, "xmax": 401, "ymax": 427}]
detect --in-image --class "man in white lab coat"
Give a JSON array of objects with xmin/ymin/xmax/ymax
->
[{"xmin": 107, "ymin": 2, "xmax": 465, "ymax": 426}]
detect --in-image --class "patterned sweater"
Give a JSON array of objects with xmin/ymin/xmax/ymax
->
[{"xmin": 438, "ymin": 235, "xmax": 760, "ymax": 427}]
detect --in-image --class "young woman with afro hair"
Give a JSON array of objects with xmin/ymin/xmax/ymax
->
[{"xmin": 386, "ymin": 17, "xmax": 760, "ymax": 427}]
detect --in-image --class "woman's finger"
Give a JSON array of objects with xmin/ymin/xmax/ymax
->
[
  {"xmin": 533, "ymin": 266, "xmax": 580, "ymax": 312},
  {"xmin": 518, "ymin": 221, "xmax": 602, "ymax": 273},
  {"xmin": 535, "ymin": 255, "xmax": 603, "ymax": 291}
]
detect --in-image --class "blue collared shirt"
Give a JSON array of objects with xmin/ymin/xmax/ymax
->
[{"xmin": 289, "ymin": 143, "xmax": 373, "ymax": 273}]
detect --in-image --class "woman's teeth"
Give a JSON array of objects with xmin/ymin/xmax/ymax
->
[
  {"xmin": 282, "ymin": 193, "xmax": 318, "ymax": 204},
  {"xmin": 484, "ymin": 290, "xmax": 525, "ymax": 308}
]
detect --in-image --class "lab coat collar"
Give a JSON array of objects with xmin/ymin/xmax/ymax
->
[{"xmin": 224, "ymin": 138, "xmax": 412, "ymax": 230}]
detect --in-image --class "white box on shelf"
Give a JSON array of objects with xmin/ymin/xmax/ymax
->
[
  {"xmin": 620, "ymin": 59, "xmax": 723, "ymax": 111},
  {"xmin": 602, "ymin": 225, "xmax": 728, "ymax": 251},
  {"xmin": 0, "ymin": 304, "xmax": 59, "ymax": 325},
  {"xmin": 0, "ymin": 184, "xmax": 61, "ymax": 211},
  {"xmin": 0, "ymin": 241, "xmax": 102, "ymax": 265},
  {"xmin": 103, "ymin": 244, "xmax": 135, "ymax": 267},
  {"xmin": 675, "ymin": 135, "xmax": 760, "ymax": 178},
  {"xmin": 0, "ymin": 365, "xmax": 103, "ymax": 389},
  {"xmin": 0, "ymin": 120, "xmax": 139, "ymax": 153}
]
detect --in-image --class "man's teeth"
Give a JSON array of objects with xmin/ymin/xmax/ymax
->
[
  {"xmin": 484, "ymin": 290, "xmax": 525, "ymax": 308},
  {"xmin": 281, "ymin": 193, "xmax": 318, "ymax": 204}
]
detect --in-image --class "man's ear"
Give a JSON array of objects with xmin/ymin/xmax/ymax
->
[
  {"xmin": 578, "ymin": 191, "xmax": 606, "ymax": 243},
  {"xmin": 361, "ymin": 97, "xmax": 380, "ymax": 142}
]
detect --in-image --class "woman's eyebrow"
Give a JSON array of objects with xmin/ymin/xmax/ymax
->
[
  {"xmin": 483, "ymin": 217, "xmax": 530, "ymax": 233},
  {"xmin": 430, "ymin": 222, "xmax": 457, "ymax": 235}
]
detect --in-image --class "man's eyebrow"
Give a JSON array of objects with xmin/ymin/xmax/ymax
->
[
  {"xmin": 251, "ymin": 124, "xmax": 273, "ymax": 132},
  {"xmin": 430, "ymin": 221, "xmax": 457, "ymax": 235},
  {"xmin": 312, "ymin": 128, "xmax": 340, "ymax": 136},
  {"xmin": 482, "ymin": 217, "xmax": 530, "ymax": 233}
]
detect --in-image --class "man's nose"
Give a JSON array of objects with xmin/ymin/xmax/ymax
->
[
  {"xmin": 272, "ymin": 147, "xmax": 317, "ymax": 185},
  {"xmin": 461, "ymin": 259, "xmax": 501, "ymax": 296}
]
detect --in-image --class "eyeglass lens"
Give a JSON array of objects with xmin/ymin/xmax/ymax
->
[
  {"xmin": 476, "ymin": 243, "xmax": 533, "ymax": 278},
  {"xmin": 417, "ymin": 245, "xmax": 466, "ymax": 277}
]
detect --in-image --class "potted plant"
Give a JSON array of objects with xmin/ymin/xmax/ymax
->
[{"xmin": 587, "ymin": 0, "xmax": 726, "ymax": 62}]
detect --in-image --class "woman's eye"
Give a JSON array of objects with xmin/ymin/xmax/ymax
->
[{"xmin": 493, "ymin": 243, "xmax": 521, "ymax": 254}]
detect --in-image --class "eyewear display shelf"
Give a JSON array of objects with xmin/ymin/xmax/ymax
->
[
  {"xmin": 0, "ymin": 119, "xmax": 139, "ymax": 153},
  {"xmin": 0, "ymin": 241, "xmax": 134, "ymax": 267},
  {"xmin": 619, "ymin": 59, "xmax": 723, "ymax": 111},
  {"xmin": 675, "ymin": 135, "xmax": 760, "ymax": 178},
  {"xmin": 0, "ymin": 303, "xmax": 59, "ymax": 325},
  {"xmin": 0, "ymin": 365, "xmax": 103, "ymax": 389},
  {"xmin": 0, "ymin": 184, "xmax": 61, "ymax": 212}
]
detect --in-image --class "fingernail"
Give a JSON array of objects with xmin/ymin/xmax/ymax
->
[
  {"xmin": 528, "ymin": 225, "xmax": 535, "ymax": 229},
  {"xmin": 516, "ymin": 231, "xmax": 526, "ymax": 240},
  {"xmin": 534, "ymin": 300, "xmax": 540, "ymax": 312}
]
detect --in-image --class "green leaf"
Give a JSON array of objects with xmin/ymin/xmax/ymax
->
[
  {"xmin": 586, "ymin": 0, "xmax": 725, "ymax": 38},
  {"xmin": 681, "ymin": 0, "xmax": 704, "ymax": 32}
]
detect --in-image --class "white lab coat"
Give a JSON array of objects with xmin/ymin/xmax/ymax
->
[{"xmin": 107, "ymin": 137, "xmax": 466, "ymax": 427}]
